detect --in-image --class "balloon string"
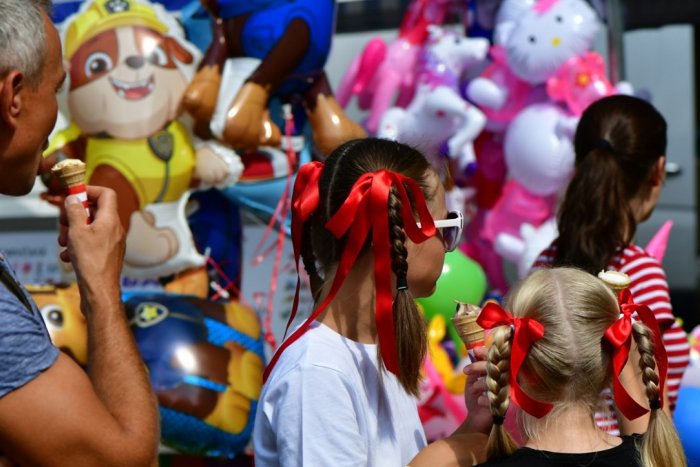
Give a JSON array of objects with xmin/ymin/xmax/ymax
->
[{"xmin": 257, "ymin": 104, "xmax": 297, "ymax": 351}]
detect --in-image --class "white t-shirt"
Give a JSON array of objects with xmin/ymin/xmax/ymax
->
[{"xmin": 253, "ymin": 322, "xmax": 427, "ymax": 466}]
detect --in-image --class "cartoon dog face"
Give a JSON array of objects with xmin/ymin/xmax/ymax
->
[{"xmin": 68, "ymin": 25, "xmax": 194, "ymax": 139}]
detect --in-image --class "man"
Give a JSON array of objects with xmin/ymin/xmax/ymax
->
[{"xmin": 0, "ymin": 0, "xmax": 159, "ymax": 465}]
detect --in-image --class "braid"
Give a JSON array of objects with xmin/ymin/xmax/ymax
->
[
  {"xmin": 485, "ymin": 326, "xmax": 518, "ymax": 462},
  {"xmin": 631, "ymin": 322, "xmax": 660, "ymax": 403},
  {"xmin": 631, "ymin": 322, "xmax": 687, "ymax": 467},
  {"xmin": 387, "ymin": 187, "xmax": 426, "ymax": 396},
  {"xmin": 300, "ymin": 220, "xmax": 323, "ymax": 299}
]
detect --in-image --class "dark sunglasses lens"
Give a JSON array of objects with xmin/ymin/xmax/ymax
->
[{"xmin": 442, "ymin": 226, "xmax": 458, "ymax": 252}]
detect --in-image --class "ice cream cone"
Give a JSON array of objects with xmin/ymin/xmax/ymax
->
[
  {"xmin": 597, "ymin": 270, "xmax": 631, "ymax": 294},
  {"xmin": 452, "ymin": 302, "xmax": 485, "ymax": 354},
  {"xmin": 52, "ymin": 159, "xmax": 86, "ymax": 189},
  {"xmin": 51, "ymin": 159, "xmax": 90, "ymax": 221}
]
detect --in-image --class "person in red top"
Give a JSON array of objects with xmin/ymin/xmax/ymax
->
[{"xmin": 533, "ymin": 94, "xmax": 689, "ymax": 435}]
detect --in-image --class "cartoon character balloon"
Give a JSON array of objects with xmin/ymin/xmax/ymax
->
[
  {"xmin": 337, "ymin": 0, "xmax": 454, "ymax": 134},
  {"xmin": 28, "ymin": 283, "xmax": 87, "ymax": 365},
  {"xmin": 181, "ymin": 0, "xmax": 365, "ymax": 156},
  {"xmin": 378, "ymin": 27, "xmax": 489, "ymax": 173},
  {"xmin": 42, "ymin": 0, "xmax": 242, "ymax": 280},
  {"xmin": 126, "ymin": 294, "xmax": 264, "ymax": 457}
]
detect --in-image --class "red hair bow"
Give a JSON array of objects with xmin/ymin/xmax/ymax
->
[
  {"xmin": 477, "ymin": 302, "xmax": 554, "ymax": 418},
  {"xmin": 281, "ymin": 161, "xmax": 324, "ymax": 339},
  {"xmin": 604, "ymin": 289, "xmax": 668, "ymax": 420},
  {"xmin": 264, "ymin": 169, "xmax": 436, "ymax": 381}
]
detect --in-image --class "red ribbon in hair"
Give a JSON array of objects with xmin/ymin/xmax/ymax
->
[
  {"xmin": 603, "ymin": 288, "xmax": 668, "ymax": 420},
  {"xmin": 282, "ymin": 161, "xmax": 324, "ymax": 339},
  {"xmin": 477, "ymin": 302, "xmax": 554, "ymax": 418},
  {"xmin": 264, "ymin": 169, "xmax": 436, "ymax": 381}
]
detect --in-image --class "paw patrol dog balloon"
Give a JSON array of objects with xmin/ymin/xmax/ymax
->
[{"xmin": 43, "ymin": 0, "xmax": 242, "ymax": 280}]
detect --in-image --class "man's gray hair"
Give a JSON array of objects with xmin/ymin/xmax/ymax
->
[{"xmin": 0, "ymin": 0, "xmax": 53, "ymax": 85}]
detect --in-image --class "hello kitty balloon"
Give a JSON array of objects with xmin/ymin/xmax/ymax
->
[{"xmin": 467, "ymin": 0, "xmax": 599, "ymax": 125}]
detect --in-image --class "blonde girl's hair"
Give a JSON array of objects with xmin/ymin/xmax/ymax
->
[
  {"xmin": 484, "ymin": 267, "xmax": 685, "ymax": 467},
  {"xmin": 631, "ymin": 320, "xmax": 687, "ymax": 467}
]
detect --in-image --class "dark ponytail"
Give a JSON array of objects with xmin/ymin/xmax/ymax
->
[{"xmin": 554, "ymin": 95, "xmax": 667, "ymax": 273}]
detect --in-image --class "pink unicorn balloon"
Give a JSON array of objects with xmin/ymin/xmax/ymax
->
[{"xmin": 336, "ymin": 0, "xmax": 453, "ymax": 134}]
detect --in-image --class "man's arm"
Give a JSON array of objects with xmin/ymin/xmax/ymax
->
[{"xmin": 0, "ymin": 186, "xmax": 159, "ymax": 466}]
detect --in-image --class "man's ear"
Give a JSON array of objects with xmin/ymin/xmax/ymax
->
[
  {"xmin": 0, "ymin": 70, "xmax": 25, "ymax": 129},
  {"xmin": 650, "ymin": 155, "xmax": 666, "ymax": 187}
]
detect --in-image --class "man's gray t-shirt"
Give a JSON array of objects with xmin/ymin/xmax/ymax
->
[{"xmin": 0, "ymin": 253, "xmax": 58, "ymax": 397}]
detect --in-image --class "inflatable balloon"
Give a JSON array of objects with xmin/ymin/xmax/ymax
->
[
  {"xmin": 31, "ymin": 282, "xmax": 263, "ymax": 458},
  {"xmin": 126, "ymin": 293, "xmax": 264, "ymax": 458},
  {"xmin": 181, "ymin": 0, "xmax": 364, "ymax": 156},
  {"xmin": 495, "ymin": 218, "xmax": 558, "ymax": 279},
  {"xmin": 479, "ymin": 103, "xmax": 576, "ymax": 290},
  {"xmin": 337, "ymin": 0, "xmax": 453, "ymax": 134},
  {"xmin": 41, "ymin": 0, "xmax": 243, "ymax": 280},
  {"xmin": 416, "ymin": 250, "xmax": 487, "ymax": 352},
  {"xmin": 674, "ymin": 386, "xmax": 700, "ymax": 466},
  {"xmin": 419, "ymin": 316, "xmax": 468, "ymax": 442},
  {"xmin": 547, "ymin": 51, "xmax": 634, "ymax": 116},
  {"xmin": 28, "ymin": 283, "xmax": 87, "ymax": 366},
  {"xmin": 378, "ymin": 27, "xmax": 488, "ymax": 173}
]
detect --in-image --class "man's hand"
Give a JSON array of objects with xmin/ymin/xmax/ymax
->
[{"xmin": 58, "ymin": 186, "xmax": 125, "ymax": 308}]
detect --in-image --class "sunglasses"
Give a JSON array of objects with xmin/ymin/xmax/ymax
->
[{"xmin": 418, "ymin": 211, "xmax": 464, "ymax": 252}]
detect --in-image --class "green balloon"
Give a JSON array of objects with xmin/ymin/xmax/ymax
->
[{"xmin": 416, "ymin": 250, "xmax": 487, "ymax": 351}]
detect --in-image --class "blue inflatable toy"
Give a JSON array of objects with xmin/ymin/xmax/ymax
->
[
  {"xmin": 126, "ymin": 293, "xmax": 264, "ymax": 458},
  {"xmin": 674, "ymin": 385, "xmax": 700, "ymax": 466}
]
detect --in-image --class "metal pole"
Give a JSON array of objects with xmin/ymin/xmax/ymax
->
[{"xmin": 606, "ymin": 0, "xmax": 625, "ymax": 82}]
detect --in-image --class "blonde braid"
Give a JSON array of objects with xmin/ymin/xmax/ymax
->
[
  {"xmin": 631, "ymin": 322, "xmax": 686, "ymax": 467},
  {"xmin": 485, "ymin": 326, "xmax": 518, "ymax": 461}
]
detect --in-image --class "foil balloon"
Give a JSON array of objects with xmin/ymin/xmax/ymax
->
[
  {"xmin": 378, "ymin": 27, "xmax": 488, "ymax": 174},
  {"xmin": 41, "ymin": 0, "xmax": 243, "ymax": 280},
  {"xmin": 547, "ymin": 51, "xmax": 634, "ymax": 116},
  {"xmin": 674, "ymin": 386, "xmax": 700, "ymax": 466},
  {"xmin": 467, "ymin": 0, "xmax": 599, "ymax": 129},
  {"xmin": 416, "ymin": 250, "xmax": 487, "ymax": 353},
  {"xmin": 337, "ymin": 0, "xmax": 453, "ymax": 134},
  {"xmin": 182, "ymin": 0, "xmax": 365, "ymax": 156},
  {"xmin": 419, "ymin": 315, "xmax": 468, "ymax": 442},
  {"xmin": 126, "ymin": 293, "xmax": 264, "ymax": 458},
  {"xmin": 28, "ymin": 283, "xmax": 87, "ymax": 366},
  {"xmin": 479, "ymin": 103, "xmax": 575, "ymax": 290}
]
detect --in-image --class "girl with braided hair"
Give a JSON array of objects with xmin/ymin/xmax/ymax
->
[
  {"xmin": 534, "ymin": 94, "xmax": 689, "ymax": 432},
  {"xmin": 412, "ymin": 267, "xmax": 685, "ymax": 467},
  {"xmin": 253, "ymin": 138, "xmax": 468, "ymax": 466}
]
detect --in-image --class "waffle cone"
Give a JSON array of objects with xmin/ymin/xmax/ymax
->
[
  {"xmin": 452, "ymin": 313, "xmax": 485, "ymax": 349},
  {"xmin": 52, "ymin": 160, "xmax": 86, "ymax": 188},
  {"xmin": 598, "ymin": 270, "xmax": 631, "ymax": 294}
]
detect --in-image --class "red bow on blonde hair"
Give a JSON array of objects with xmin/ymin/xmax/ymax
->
[
  {"xmin": 477, "ymin": 302, "xmax": 554, "ymax": 418},
  {"xmin": 604, "ymin": 289, "xmax": 668, "ymax": 420},
  {"xmin": 264, "ymin": 167, "xmax": 437, "ymax": 381}
]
